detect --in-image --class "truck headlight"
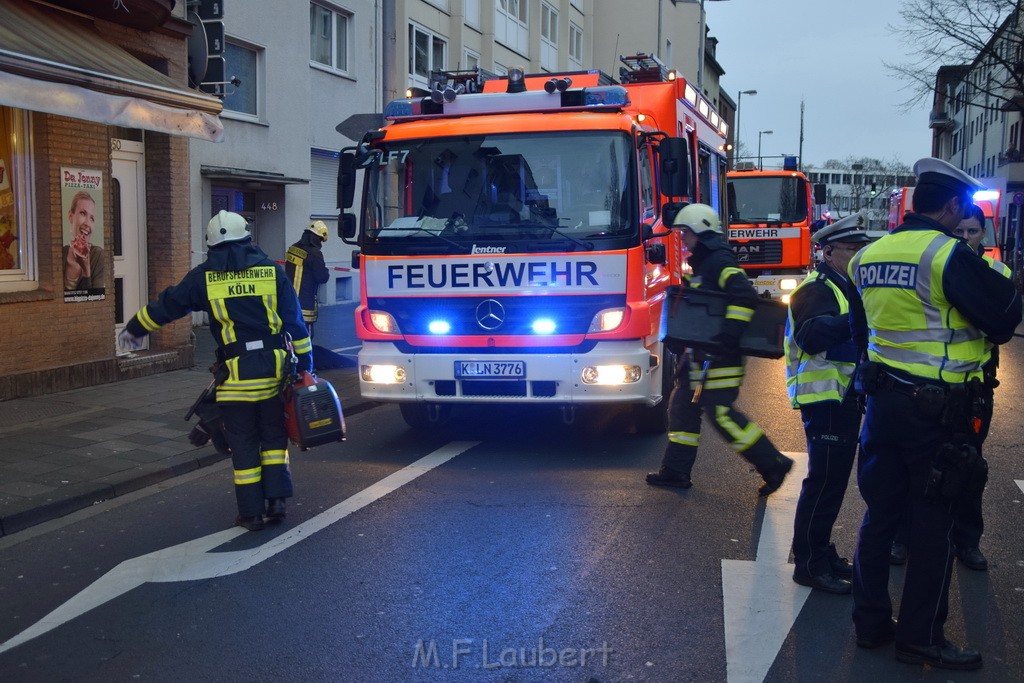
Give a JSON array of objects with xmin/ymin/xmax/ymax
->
[
  {"xmin": 581, "ymin": 365, "xmax": 642, "ymax": 385},
  {"xmin": 361, "ymin": 364, "xmax": 406, "ymax": 384},
  {"xmin": 780, "ymin": 278, "xmax": 799, "ymax": 291},
  {"xmin": 369, "ymin": 310, "xmax": 399, "ymax": 334},
  {"xmin": 588, "ymin": 308, "xmax": 626, "ymax": 333}
]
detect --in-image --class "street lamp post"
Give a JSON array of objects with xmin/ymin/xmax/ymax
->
[
  {"xmin": 757, "ymin": 130, "xmax": 773, "ymax": 170},
  {"xmin": 735, "ymin": 89, "xmax": 756, "ymax": 162}
]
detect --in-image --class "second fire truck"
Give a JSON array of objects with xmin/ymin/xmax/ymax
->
[{"xmin": 726, "ymin": 160, "xmax": 822, "ymax": 302}]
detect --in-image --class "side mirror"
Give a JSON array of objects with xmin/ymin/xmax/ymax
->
[
  {"xmin": 350, "ymin": 248, "xmax": 361, "ymax": 270},
  {"xmin": 658, "ymin": 137, "xmax": 692, "ymax": 199},
  {"xmin": 340, "ymin": 212, "xmax": 357, "ymax": 240},
  {"xmin": 661, "ymin": 201, "xmax": 687, "ymax": 228},
  {"xmin": 338, "ymin": 150, "xmax": 357, "ymax": 210},
  {"xmin": 646, "ymin": 243, "xmax": 667, "ymax": 265},
  {"xmin": 813, "ymin": 183, "xmax": 827, "ymax": 205}
]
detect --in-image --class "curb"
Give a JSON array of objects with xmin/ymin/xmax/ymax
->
[{"xmin": 0, "ymin": 398, "xmax": 378, "ymax": 537}]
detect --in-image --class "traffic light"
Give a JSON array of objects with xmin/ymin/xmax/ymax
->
[{"xmin": 870, "ymin": 183, "xmax": 877, "ymax": 197}]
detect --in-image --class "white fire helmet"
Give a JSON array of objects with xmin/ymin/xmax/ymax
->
[
  {"xmin": 206, "ymin": 210, "xmax": 250, "ymax": 246},
  {"xmin": 306, "ymin": 220, "xmax": 329, "ymax": 242},
  {"xmin": 673, "ymin": 203, "xmax": 722, "ymax": 234}
]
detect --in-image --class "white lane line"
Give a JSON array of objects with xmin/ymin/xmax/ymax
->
[
  {"xmin": 0, "ymin": 441, "xmax": 479, "ymax": 655},
  {"xmin": 723, "ymin": 451, "xmax": 811, "ymax": 683}
]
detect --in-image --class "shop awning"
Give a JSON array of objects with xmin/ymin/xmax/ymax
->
[
  {"xmin": 201, "ymin": 166, "xmax": 309, "ymax": 187},
  {"xmin": 0, "ymin": 1, "xmax": 223, "ymax": 142}
]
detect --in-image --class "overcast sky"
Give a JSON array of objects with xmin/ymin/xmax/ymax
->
[{"xmin": 706, "ymin": 0, "xmax": 933, "ymax": 168}]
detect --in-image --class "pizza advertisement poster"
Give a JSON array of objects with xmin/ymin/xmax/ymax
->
[{"xmin": 61, "ymin": 167, "xmax": 106, "ymax": 300}]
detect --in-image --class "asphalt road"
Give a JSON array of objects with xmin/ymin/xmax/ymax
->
[{"xmin": 0, "ymin": 339, "xmax": 1022, "ymax": 682}]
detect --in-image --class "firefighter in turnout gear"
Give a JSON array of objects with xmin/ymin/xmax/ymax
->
[
  {"xmin": 847, "ymin": 159, "xmax": 1022, "ymax": 669},
  {"xmin": 646, "ymin": 204, "xmax": 794, "ymax": 495},
  {"xmin": 118, "ymin": 211, "xmax": 313, "ymax": 532},
  {"xmin": 285, "ymin": 220, "xmax": 330, "ymax": 338},
  {"xmin": 785, "ymin": 214, "xmax": 871, "ymax": 595}
]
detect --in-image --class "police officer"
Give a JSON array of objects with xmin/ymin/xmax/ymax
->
[
  {"xmin": 785, "ymin": 213, "xmax": 871, "ymax": 594},
  {"xmin": 646, "ymin": 204, "xmax": 794, "ymax": 495},
  {"xmin": 847, "ymin": 159, "xmax": 1021, "ymax": 670},
  {"xmin": 286, "ymin": 220, "xmax": 330, "ymax": 338},
  {"xmin": 948, "ymin": 204, "xmax": 1012, "ymax": 570},
  {"xmin": 118, "ymin": 211, "xmax": 313, "ymax": 532}
]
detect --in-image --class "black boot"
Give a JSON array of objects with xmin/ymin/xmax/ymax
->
[
  {"xmin": 758, "ymin": 456, "xmax": 794, "ymax": 496},
  {"xmin": 235, "ymin": 514, "xmax": 265, "ymax": 531},
  {"xmin": 645, "ymin": 467, "xmax": 693, "ymax": 489},
  {"xmin": 266, "ymin": 498, "xmax": 287, "ymax": 521}
]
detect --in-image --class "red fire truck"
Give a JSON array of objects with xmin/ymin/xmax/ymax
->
[
  {"xmin": 888, "ymin": 186, "xmax": 1002, "ymax": 262},
  {"xmin": 337, "ymin": 55, "xmax": 730, "ymax": 430},
  {"xmin": 726, "ymin": 161, "xmax": 821, "ymax": 302}
]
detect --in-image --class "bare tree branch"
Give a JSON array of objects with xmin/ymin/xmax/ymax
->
[{"xmin": 886, "ymin": 0, "xmax": 1022, "ymax": 114}]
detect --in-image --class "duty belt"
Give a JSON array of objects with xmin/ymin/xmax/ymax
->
[
  {"xmin": 877, "ymin": 370, "xmax": 934, "ymax": 398},
  {"xmin": 216, "ymin": 334, "xmax": 286, "ymax": 362}
]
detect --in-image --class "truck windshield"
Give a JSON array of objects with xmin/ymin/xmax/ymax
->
[
  {"xmin": 361, "ymin": 131, "xmax": 635, "ymax": 252},
  {"xmin": 729, "ymin": 176, "xmax": 808, "ymax": 224}
]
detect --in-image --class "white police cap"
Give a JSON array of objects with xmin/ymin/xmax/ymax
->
[
  {"xmin": 912, "ymin": 157, "xmax": 985, "ymax": 194},
  {"xmin": 812, "ymin": 213, "xmax": 872, "ymax": 245}
]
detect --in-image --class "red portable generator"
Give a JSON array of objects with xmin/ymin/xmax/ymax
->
[{"xmin": 283, "ymin": 372, "xmax": 346, "ymax": 450}]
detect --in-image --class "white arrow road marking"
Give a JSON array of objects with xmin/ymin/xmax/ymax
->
[
  {"xmin": 0, "ymin": 441, "xmax": 479, "ymax": 655},
  {"xmin": 1016, "ymin": 480, "xmax": 1024, "ymax": 495},
  {"xmin": 722, "ymin": 452, "xmax": 812, "ymax": 683}
]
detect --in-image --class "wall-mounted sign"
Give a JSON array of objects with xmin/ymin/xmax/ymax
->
[{"xmin": 61, "ymin": 168, "xmax": 106, "ymax": 302}]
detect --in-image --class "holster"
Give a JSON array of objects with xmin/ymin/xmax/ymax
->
[
  {"xmin": 853, "ymin": 361, "xmax": 883, "ymax": 395},
  {"xmin": 925, "ymin": 442, "xmax": 988, "ymax": 502}
]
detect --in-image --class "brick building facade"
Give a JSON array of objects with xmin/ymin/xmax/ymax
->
[{"xmin": 0, "ymin": 0, "xmax": 223, "ymax": 400}]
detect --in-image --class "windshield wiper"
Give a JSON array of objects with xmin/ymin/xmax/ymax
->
[
  {"xmin": 517, "ymin": 220, "xmax": 595, "ymax": 251},
  {"xmin": 375, "ymin": 225, "xmax": 472, "ymax": 253}
]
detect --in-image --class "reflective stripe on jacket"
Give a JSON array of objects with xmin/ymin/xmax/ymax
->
[
  {"xmin": 127, "ymin": 240, "xmax": 312, "ymax": 403},
  {"xmin": 784, "ymin": 271, "xmax": 855, "ymax": 407},
  {"xmin": 849, "ymin": 230, "xmax": 986, "ymax": 383}
]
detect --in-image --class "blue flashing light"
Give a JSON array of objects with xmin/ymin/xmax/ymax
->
[
  {"xmin": 532, "ymin": 319, "xmax": 557, "ymax": 335},
  {"xmin": 428, "ymin": 320, "xmax": 451, "ymax": 334},
  {"xmin": 973, "ymin": 189, "xmax": 1000, "ymax": 202},
  {"xmin": 383, "ymin": 98, "xmax": 419, "ymax": 119},
  {"xmin": 582, "ymin": 86, "xmax": 629, "ymax": 108}
]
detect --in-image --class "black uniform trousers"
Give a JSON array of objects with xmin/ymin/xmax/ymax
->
[
  {"xmin": 220, "ymin": 398, "xmax": 293, "ymax": 518},
  {"xmin": 792, "ymin": 393, "xmax": 860, "ymax": 578},
  {"xmin": 891, "ymin": 379, "xmax": 991, "ymax": 552},
  {"xmin": 852, "ymin": 388, "xmax": 957, "ymax": 647},
  {"xmin": 661, "ymin": 354, "xmax": 788, "ymax": 479}
]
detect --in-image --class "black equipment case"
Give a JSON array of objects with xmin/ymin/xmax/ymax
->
[{"xmin": 660, "ymin": 286, "xmax": 788, "ymax": 359}]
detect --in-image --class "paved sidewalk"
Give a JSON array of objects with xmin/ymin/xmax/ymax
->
[{"xmin": 0, "ymin": 307, "xmax": 369, "ymax": 537}]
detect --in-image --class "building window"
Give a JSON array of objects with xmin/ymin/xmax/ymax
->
[
  {"xmin": 223, "ymin": 41, "xmax": 259, "ymax": 117},
  {"xmin": 571, "ymin": 0, "xmax": 582, "ymax": 8},
  {"xmin": 495, "ymin": 0, "xmax": 529, "ymax": 55},
  {"xmin": 0, "ymin": 106, "xmax": 35, "ymax": 289},
  {"xmin": 465, "ymin": 0, "xmax": 481, "ymax": 28},
  {"xmin": 569, "ymin": 22, "xmax": 583, "ymax": 70},
  {"xmin": 540, "ymin": 2, "xmax": 559, "ymax": 71},
  {"xmin": 311, "ymin": 148, "xmax": 340, "ymax": 218},
  {"xmin": 424, "ymin": 0, "xmax": 449, "ymax": 11},
  {"xmin": 494, "ymin": 62, "xmax": 508, "ymax": 76},
  {"xmin": 409, "ymin": 24, "xmax": 447, "ymax": 89},
  {"xmin": 310, "ymin": 2, "xmax": 351, "ymax": 73},
  {"xmin": 463, "ymin": 48, "xmax": 480, "ymax": 71}
]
